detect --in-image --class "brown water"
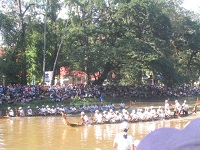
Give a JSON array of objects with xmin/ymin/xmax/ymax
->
[{"xmin": 0, "ymin": 113, "xmax": 199, "ymax": 150}]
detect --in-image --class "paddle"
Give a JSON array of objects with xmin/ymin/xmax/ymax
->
[{"xmin": 61, "ymin": 111, "xmax": 70, "ymax": 125}]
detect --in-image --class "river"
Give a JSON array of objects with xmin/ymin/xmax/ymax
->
[{"xmin": 0, "ymin": 112, "xmax": 199, "ymax": 150}]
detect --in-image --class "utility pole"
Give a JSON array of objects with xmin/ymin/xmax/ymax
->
[{"xmin": 43, "ymin": 0, "xmax": 47, "ymax": 85}]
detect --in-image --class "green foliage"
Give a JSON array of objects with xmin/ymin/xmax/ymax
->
[
  {"xmin": 70, "ymin": 96, "xmax": 97, "ymax": 106},
  {"xmin": 0, "ymin": 0, "xmax": 200, "ymax": 86}
]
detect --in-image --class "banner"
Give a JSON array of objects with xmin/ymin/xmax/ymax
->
[{"xmin": 45, "ymin": 71, "xmax": 53, "ymax": 82}]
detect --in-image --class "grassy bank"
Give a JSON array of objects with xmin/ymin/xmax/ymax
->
[{"xmin": 1, "ymin": 95, "xmax": 198, "ymax": 111}]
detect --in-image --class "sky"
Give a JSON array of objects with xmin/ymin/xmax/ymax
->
[{"xmin": 182, "ymin": 0, "xmax": 200, "ymax": 12}]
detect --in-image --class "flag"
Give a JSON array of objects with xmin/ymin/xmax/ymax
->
[{"xmin": 193, "ymin": 97, "xmax": 199, "ymax": 113}]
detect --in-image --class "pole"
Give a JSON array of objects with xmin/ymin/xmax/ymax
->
[
  {"xmin": 51, "ymin": 7, "xmax": 71, "ymax": 85},
  {"xmin": 2, "ymin": 75, "xmax": 5, "ymax": 86},
  {"xmin": 43, "ymin": 0, "xmax": 47, "ymax": 85}
]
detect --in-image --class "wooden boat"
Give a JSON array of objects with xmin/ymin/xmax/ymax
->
[
  {"xmin": 0, "ymin": 116, "xmax": 10, "ymax": 119},
  {"xmin": 67, "ymin": 122, "xmax": 83, "ymax": 127},
  {"xmin": 65, "ymin": 112, "xmax": 196, "ymax": 127}
]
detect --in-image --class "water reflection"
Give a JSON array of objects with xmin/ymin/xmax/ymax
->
[
  {"xmin": 94, "ymin": 125, "xmax": 103, "ymax": 141},
  {"xmin": 0, "ymin": 115, "xmax": 199, "ymax": 150}
]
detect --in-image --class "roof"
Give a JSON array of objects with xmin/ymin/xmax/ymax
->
[{"xmin": 60, "ymin": 67, "xmax": 86, "ymax": 77}]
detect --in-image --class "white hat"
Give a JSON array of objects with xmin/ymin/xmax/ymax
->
[
  {"xmin": 8, "ymin": 107, "xmax": 11, "ymax": 110},
  {"xmin": 81, "ymin": 112, "xmax": 85, "ymax": 115},
  {"xmin": 27, "ymin": 106, "xmax": 30, "ymax": 108},
  {"xmin": 120, "ymin": 122, "xmax": 129, "ymax": 130}
]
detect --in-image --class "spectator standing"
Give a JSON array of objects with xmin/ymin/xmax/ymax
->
[{"xmin": 113, "ymin": 122, "xmax": 135, "ymax": 150}]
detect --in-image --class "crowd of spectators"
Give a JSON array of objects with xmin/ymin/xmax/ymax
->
[{"xmin": 0, "ymin": 83, "xmax": 200, "ymax": 106}]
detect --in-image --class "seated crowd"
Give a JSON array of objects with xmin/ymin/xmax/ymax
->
[
  {"xmin": 0, "ymin": 83, "xmax": 200, "ymax": 106},
  {"xmin": 5, "ymin": 102, "xmax": 121, "ymax": 117}
]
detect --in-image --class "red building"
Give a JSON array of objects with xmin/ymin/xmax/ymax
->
[
  {"xmin": 0, "ymin": 47, "xmax": 2, "ymax": 57},
  {"xmin": 59, "ymin": 66, "xmax": 116, "ymax": 86},
  {"xmin": 60, "ymin": 66, "xmax": 87, "ymax": 85}
]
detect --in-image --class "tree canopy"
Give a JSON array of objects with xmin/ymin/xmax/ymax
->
[{"xmin": 0, "ymin": 0, "xmax": 200, "ymax": 87}]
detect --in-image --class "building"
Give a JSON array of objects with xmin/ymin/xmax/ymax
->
[{"xmin": 60, "ymin": 66, "xmax": 87, "ymax": 85}]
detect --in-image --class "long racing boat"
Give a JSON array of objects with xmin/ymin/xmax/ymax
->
[{"xmin": 63, "ymin": 111, "xmax": 196, "ymax": 127}]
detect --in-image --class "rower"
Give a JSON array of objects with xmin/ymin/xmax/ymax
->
[
  {"xmin": 181, "ymin": 100, "xmax": 189, "ymax": 115},
  {"xmin": 130, "ymin": 110, "xmax": 139, "ymax": 122},
  {"xmin": 165, "ymin": 107, "xmax": 171, "ymax": 118},
  {"xmin": 174, "ymin": 100, "xmax": 181, "ymax": 117},
  {"xmin": 93, "ymin": 110, "xmax": 103, "ymax": 124},
  {"xmin": 150, "ymin": 106, "xmax": 157, "ymax": 119},
  {"xmin": 157, "ymin": 106, "xmax": 164, "ymax": 118},
  {"xmin": 61, "ymin": 111, "xmax": 70, "ymax": 125},
  {"xmin": 114, "ymin": 111, "xmax": 123, "ymax": 123},
  {"xmin": 164, "ymin": 100, "xmax": 170, "ymax": 110},
  {"xmin": 80, "ymin": 111, "xmax": 90, "ymax": 125}
]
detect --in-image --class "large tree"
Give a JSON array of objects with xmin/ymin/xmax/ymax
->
[{"xmin": 0, "ymin": 0, "xmax": 199, "ymax": 86}]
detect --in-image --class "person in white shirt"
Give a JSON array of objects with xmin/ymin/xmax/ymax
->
[
  {"xmin": 113, "ymin": 122, "xmax": 135, "ymax": 150},
  {"xmin": 26, "ymin": 106, "xmax": 33, "ymax": 116},
  {"xmin": 174, "ymin": 100, "xmax": 181, "ymax": 117},
  {"xmin": 18, "ymin": 107, "xmax": 25, "ymax": 117},
  {"xmin": 182, "ymin": 100, "xmax": 189, "ymax": 115},
  {"xmin": 165, "ymin": 107, "xmax": 171, "ymax": 118},
  {"xmin": 164, "ymin": 100, "xmax": 170, "ymax": 111},
  {"xmin": 46, "ymin": 105, "xmax": 51, "ymax": 115},
  {"xmin": 119, "ymin": 102, "xmax": 125, "ymax": 109},
  {"xmin": 40, "ymin": 105, "xmax": 47, "ymax": 116},
  {"xmin": 59, "ymin": 105, "xmax": 65, "ymax": 114},
  {"xmin": 80, "ymin": 111, "xmax": 90, "ymax": 125},
  {"xmin": 6, "ymin": 107, "xmax": 14, "ymax": 117},
  {"xmin": 93, "ymin": 110, "xmax": 103, "ymax": 124},
  {"xmin": 50, "ymin": 106, "xmax": 56, "ymax": 115},
  {"xmin": 130, "ymin": 110, "xmax": 139, "ymax": 122},
  {"xmin": 157, "ymin": 106, "xmax": 164, "ymax": 118},
  {"xmin": 114, "ymin": 111, "xmax": 123, "ymax": 122}
]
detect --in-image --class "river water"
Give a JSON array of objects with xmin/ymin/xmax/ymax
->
[{"xmin": 0, "ymin": 113, "xmax": 199, "ymax": 150}]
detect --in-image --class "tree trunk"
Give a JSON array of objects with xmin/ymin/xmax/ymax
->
[{"xmin": 15, "ymin": 0, "xmax": 34, "ymax": 85}]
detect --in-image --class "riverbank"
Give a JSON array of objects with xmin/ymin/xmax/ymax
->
[
  {"xmin": 1, "ymin": 95, "xmax": 198, "ymax": 108},
  {"xmin": 0, "ymin": 95, "xmax": 199, "ymax": 116}
]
